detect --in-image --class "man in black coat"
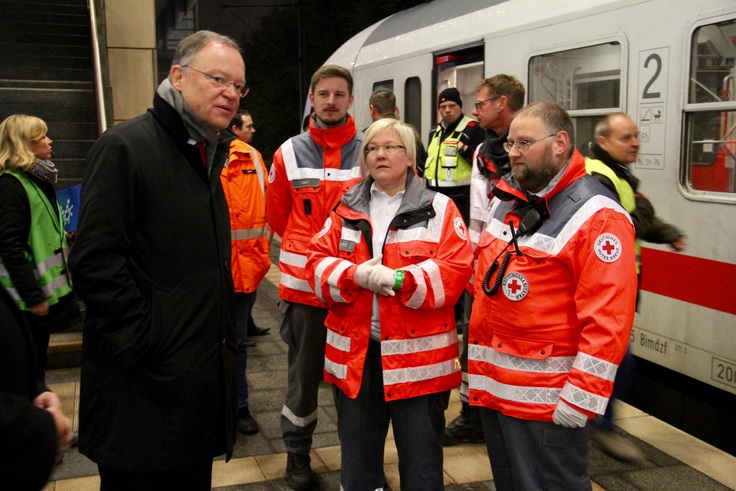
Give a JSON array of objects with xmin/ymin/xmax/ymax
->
[
  {"xmin": 0, "ymin": 286, "xmax": 72, "ymax": 490},
  {"xmin": 69, "ymin": 30, "xmax": 244, "ymax": 489}
]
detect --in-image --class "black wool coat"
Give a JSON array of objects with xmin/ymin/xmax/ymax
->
[{"xmin": 68, "ymin": 94, "xmax": 238, "ymax": 470}]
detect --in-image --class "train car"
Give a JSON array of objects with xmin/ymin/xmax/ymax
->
[{"xmin": 324, "ymin": 0, "xmax": 736, "ymax": 450}]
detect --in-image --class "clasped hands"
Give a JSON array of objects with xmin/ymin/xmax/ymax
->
[{"xmin": 354, "ymin": 255, "xmax": 396, "ymax": 296}]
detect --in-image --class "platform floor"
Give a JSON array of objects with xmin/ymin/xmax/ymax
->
[{"xmin": 42, "ymin": 255, "xmax": 736, "ymax": 490}]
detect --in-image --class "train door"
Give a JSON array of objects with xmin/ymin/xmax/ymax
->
[
  {"xmin": 527, "ymin": 40, "xmax": 626, "ymax": 155},
  {"xmin": 432, "ymin": 44, "xmax": 484, "ymax": 127}
]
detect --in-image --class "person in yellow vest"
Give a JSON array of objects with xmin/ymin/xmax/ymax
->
[
  {"xmin": 222, "ymin": 110, "xmax": 272, "ymax": 435},
  {"xmin": 425, "ymin": 87, "xmax": 484, "ymax": 224},
  {"xmin": 585, "ymin": 112, "xmax": 686, "ymax": 463},
  {"xmin": 0, "ymin": 114, "xmax": 80, "ymax": 384}
]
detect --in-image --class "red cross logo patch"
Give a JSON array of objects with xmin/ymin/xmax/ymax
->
[
  {"xmin": 317, "ymin": 217, "xmax": 332, "ymax": 239},
  {"xmin": 454, "ymin": 216, "xmax": 467, "ymax": 241},
  {"xmin": 502, "ymin": 272, "xmax": 528, "ymax": 301},
  {"xmin": 595, "ymin": 233, "xmax": 622, "ymax": 263}
]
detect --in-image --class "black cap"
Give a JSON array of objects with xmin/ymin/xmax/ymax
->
[{"xmin": 438, "ymin": 87, "xmax": 462, "ymax": 107}]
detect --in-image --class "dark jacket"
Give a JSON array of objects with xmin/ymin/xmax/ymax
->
[
  {"xmin": 68, "ymin": 94, "xmax": 238, "ymax": 470},
  {"xmin": 0, "ymin": 286, "xmax": 56, "ymax": 489}
]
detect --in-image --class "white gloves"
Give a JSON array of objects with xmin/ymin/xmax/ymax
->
[
  {"xmin": 552, "ymin": 400, "xmax": 588, "ymax": 428},
  {"xmin": 354, "ymin": 255, "xmax": 395, "ymax": 296},
  {"xmin": 367, "ymin": 264, "xmax": 396, "ymax": 297}
]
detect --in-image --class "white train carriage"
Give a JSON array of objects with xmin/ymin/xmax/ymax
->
[{"xmin": 324, "ymin": 0, "xmax": 736, "ymax": 396}]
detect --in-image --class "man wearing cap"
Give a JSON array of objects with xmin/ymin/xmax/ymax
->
[{"xmin": 425, "ymin": 87, "xmax": 484, "ymax": 224}]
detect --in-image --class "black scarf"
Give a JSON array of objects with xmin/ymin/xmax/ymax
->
[{"xmin": 477, "ymin": 127, "xmax": 510, "ymax": 179}]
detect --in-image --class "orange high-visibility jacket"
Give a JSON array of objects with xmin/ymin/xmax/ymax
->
[
  {"xmin": 468, "ymin": 149, "xmax": 637, "ymax": 422},
  {"xmin": 266, "ymin": 116, "xmax": 362, "ymax": 307},
  {"xmin": 221, "ymin": 139, "xmax": 270, "ymax": 293},
  {"xmin": 306, "ymin": 172, "xmax": 474, "ymax": 401}
]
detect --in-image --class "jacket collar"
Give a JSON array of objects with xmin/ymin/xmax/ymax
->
[
  {"xmin": 493, "ymin": 148, "xmax": 587, "ymax": 210},
  {"xmin": 308, "ymin": 114, "xmax": 358, "ymax": 148}
]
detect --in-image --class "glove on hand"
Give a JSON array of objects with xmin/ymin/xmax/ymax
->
[
  {"xmin": 552, "ymin": 400, "xmax": 588, "ymax": 428},
  {"xmin": 367, "ymin": 264, "xmax": 396, "ymax": 297},
  {"xmin": 354, "ymin": 255, "xmax": 382, "ymax": 290}
]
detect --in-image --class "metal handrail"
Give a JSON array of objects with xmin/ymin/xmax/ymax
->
[{"xmin": 88, "ymin": 0, "xmax": 107, "ymax": 134}]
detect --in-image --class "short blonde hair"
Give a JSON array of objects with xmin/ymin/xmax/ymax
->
[
  {"xmin": 0, "ymin": 114, "xmax": 48, "ymax": 172},
  {"xmin": 360, "ymin": 118, "xmax": 417, "ymax": 178}
]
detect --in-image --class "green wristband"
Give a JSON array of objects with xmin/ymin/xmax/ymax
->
[{"xmin": 393, "ymin": 269, "xmax": 405, "ymax": 290}]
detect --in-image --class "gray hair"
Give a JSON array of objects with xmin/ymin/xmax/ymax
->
[
  {"xmin": 516, "ymin": 101, "xmax": 575, "ymax": 156},
  {"xmin": 172, "ymin": 30, "xmax": 240, "ymax": 67}
]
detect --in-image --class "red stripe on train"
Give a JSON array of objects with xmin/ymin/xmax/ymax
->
[{"xmin": 640, "ymin": 247, "xmax": 736, "ymax": 316}]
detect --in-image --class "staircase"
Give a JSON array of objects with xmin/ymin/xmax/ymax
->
[{"xmin": 0, "ymin": 0, "xmax": 99, "ymax": 187}]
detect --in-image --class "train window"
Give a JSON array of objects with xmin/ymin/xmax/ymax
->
[
  {"xmin": 433, "ymin": 45, "xmax": 484, "ymax": 125},
  {"xmin": 685, "ymin": 19, "xmax": 736, "ymax": 194},
  {"xmin": 528, "ymin": 43, "xmax": 622, "ymax": 155},
  {"xmin": 405, "ymin": 77, "xmax": 422, "ymax": 135},
  {"xmin": 372, "ymin": 80, "xmax": 394, "ymax": 93}
]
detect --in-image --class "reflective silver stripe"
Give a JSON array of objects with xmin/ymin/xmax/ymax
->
[
  {"xmin": 468, "ymin": 344, "xmax": 575, "ymax": 373},
  {"xmin": 314, "ymin": 257, "xmax": 339, "ymax": 303},
  {"xmin": 325, "ymin": 167, "xmax": 361, "ymax": 181},
  {"xmin": 281, "ymin": 404, "xmax": 319, "ymax": 428},
  {"xmin": 460, "ymin": 371, "xmax": 469, "ymax": 397},
  {"xmin": 42, "ymin": 274, "xmax": 70, "ymax": 297},
  {"xmin": 279, "ymin": 250, "xmax": 307, "ymax": 268},
  {"xmin": 426, "ymin": 177, "xmax": 472, "ymax": 187},
  {"xmin": 2, "ymin": 285, "xmax": 22, "ymax": 301},
  {"xmin": 282, "ymin": 139, "xmax": 299, "ymax": 181},
  {"xmin": 560, "ymin": 381, "xmax": 608, "ymax": 414},
  {"xmin": 0, "ymin": 263, "xmax": 8, "ymax": 276},
  {"xmin": 341, "ymin": 227, "xmax": 361, "ymax": 243},
  {"xmin": 36, "ymin": 251, "xmax": 65, "ymax": 276},
  {"xmin": 489, "ymin": 194, "xmax": 630, "ymax": 256},
  {"xmin": 421, "ymin": 259, "xmax": 445, "ymax": 307},
  {"xmin": 252, "ymin": 149, "xmax": 266, "ymax": 197},
  {"xmin": 381, "ymin": 330, "xmax": 457, "ymax": 356},
  {"xmin": 327, "ymin": 329, "xmax": 351, "ymax": 352},
  {"xmin": 469, "ymin": 373, "xmax": 561, "ymax": 405},
  {"xmin": 387, "ymin": 193, "xmax": 448, "ymax": 245},
  {"xmin": 231, "ymin": 226, "xmax": 267, "ymax": 241},
  {"xmin": 325, "ymin": 358, "xmax": 347, "ymax": 380},
  {"xmin": 327, "ymin": 260, "xmax": 352, "ymax": 302},
  {"xmin": 280, "ymin": 272, "xmax": 313, "ymax": 293},
  {"xmin": 573, "ymin": 352, "xmax": 618, "ymax": 382},
  {"xmin": 383, "ymin": 358, "xmax": 459, "ymax": 386},
  {"xmin": 403, "ymin": 264, "xmax": 427, "ymax": 309}
]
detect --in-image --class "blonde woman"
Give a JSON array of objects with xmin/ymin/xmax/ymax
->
[
  {"xmin": 0, "ymin": 114, "xmax": 78, "ymax": 382},
  {"xmin": 306, "ymin": 118, "xmax": 473, "ymax": 490}
]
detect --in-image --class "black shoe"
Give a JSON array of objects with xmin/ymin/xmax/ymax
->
[
  {"xmin": 244, "ymin": 339, "xmax": 256, "ymax": 348},
  {"xmin": 248, "ymin": 324, "xmax": 271, "ymax": 337},
  {"xmin": 443, "ymin": 402, "xmax": 485, "ymax": 446},
  {"xmin": 285, "ymin": 451, "xmax": 317, "ymax": 491},
  {"xmin": 70, "ymin": 431, "xmax": 79, "ymax": 448},
  {"xmin": 237, "ymin": 407, "xmax": 259, "ymax": 435}
]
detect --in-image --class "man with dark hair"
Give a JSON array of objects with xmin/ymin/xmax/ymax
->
[
  {"xmin": 424, "ymin": 87, "xmax": 484, "ymax": 224},
  {"xmin": 444, "ymin": 74, "xmax": 526, "ymax": 446},
  {"xmin": 468, "ymin": 102, "xmax": 637, "ymax": 489},
  {"xmin": 70, "ymin": 30, "xmax": 244, "ymax": 489},
  {"xmin": 368, "ymin": 88, "xmax": 427, "ymax": 176},
  {"xmin": 223, "ymin": 110, "xmax": 271, "ymax": 436},
  {"xmin": 266, "ymin": 64, "xmax": 362, "ymax": 490}
]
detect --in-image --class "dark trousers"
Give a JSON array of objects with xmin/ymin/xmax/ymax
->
[
  {"xmin": 478, "ymin": 407, "xmax": 591, "ymax": 491},
  {"xmin": 98, "ymin": 461, "xmax": 212, "ymax": 491},
  {"xmin": 335, "ymin": 340, "xmax": 449, "ymax": 491},
  {"xmin": 279, "ymin": 301, "xmax": 328, "ymax": 454},
  {"xmin": 235, "ymin": 291, "xmax": 257, "ymax": 408}
]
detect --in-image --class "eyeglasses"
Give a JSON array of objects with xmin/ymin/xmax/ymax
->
[
  {"xmin": 503, "ymin": 134, "xmax": 556, "ymax": 154},
  {"xmin": 474, "ymin": 96, "xmax": 501, "ymax": 110},
  {"xmin": 364, "ymin": 144, "xmax": 406, "ymax": 156},
  {"xmin": 183, "ymin": 65, "xmax": 249, "ymax": 98}
]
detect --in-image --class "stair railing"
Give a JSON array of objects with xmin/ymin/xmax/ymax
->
[{"xmin": 88, "ymin": 0, "xmax": 107, "ymax": 134}]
